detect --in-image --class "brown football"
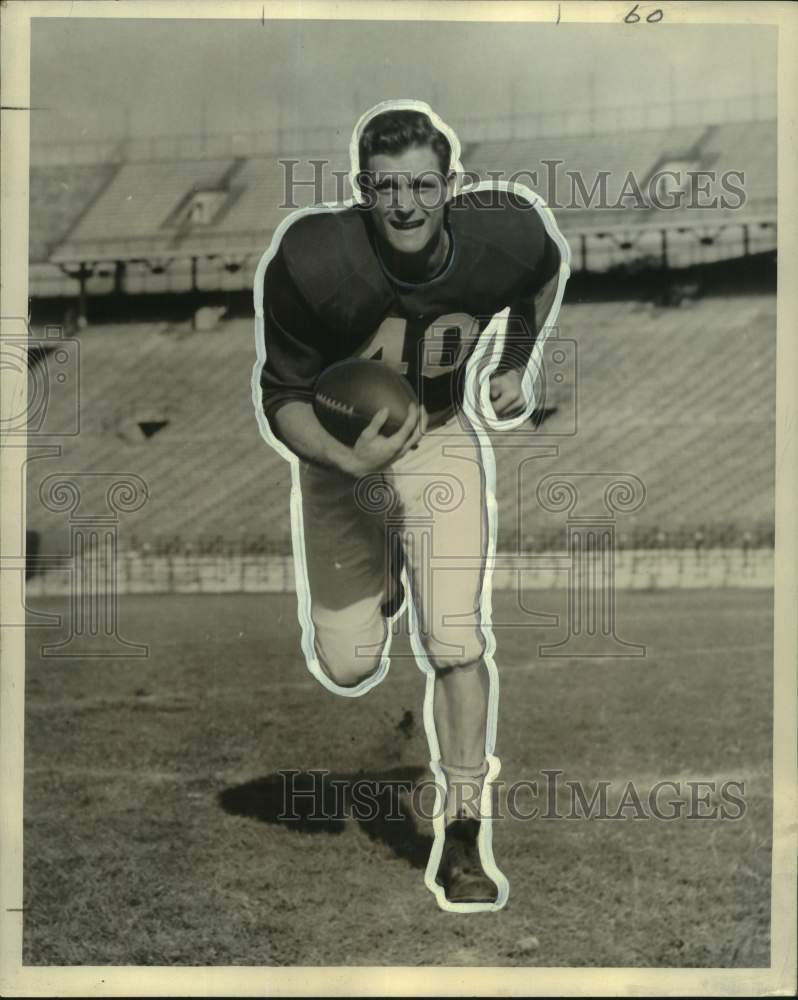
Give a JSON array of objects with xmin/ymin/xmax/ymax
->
[{"xmin": 313, "ymin": 358, "xmax": 417, "ymax": 447}]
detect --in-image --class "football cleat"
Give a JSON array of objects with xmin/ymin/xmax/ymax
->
[{"xmin": 435, "ymin": 818, "xmax": 499, "ymax": 904}]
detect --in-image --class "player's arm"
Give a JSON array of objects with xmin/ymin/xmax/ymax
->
[
  {"xmin": 273, "ymin": 399, "xmax": 422, "ymax": 476},
  {"xmin": 260, "ymin": 248, "xmax": 421, "ymax": 474},
  {"xmin": 489, "ymin": 231, "xmax": 562, "ymax": 419}
]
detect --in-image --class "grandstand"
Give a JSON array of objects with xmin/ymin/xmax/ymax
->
[
  {"xmin": 26, "ymin": 295, "xmax": 775, "ymax": 560},
  {"xmin": 29, "ymin": 112, "xmax": 776, "ymax": 300},
  {"xmin": 25, "ymin": 109, "xmax": 777, "ymax": 576},
  {"xmin": 29, "ymin": 162, "xmax": 116, "ymax": 264}
]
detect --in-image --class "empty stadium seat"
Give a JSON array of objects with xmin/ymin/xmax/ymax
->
[{"xmin": 26, "ymin": 297, "xmax": 777, "ymax": 553}]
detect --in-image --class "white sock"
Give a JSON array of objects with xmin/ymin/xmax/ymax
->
[{"xmin": 440, "ymin": 759, "xmax": 489, "ymax": 826}]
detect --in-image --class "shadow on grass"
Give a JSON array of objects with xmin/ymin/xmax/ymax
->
[{"xmin": 219, "ymin": 765, "xmax": 433, "ymax": 869}]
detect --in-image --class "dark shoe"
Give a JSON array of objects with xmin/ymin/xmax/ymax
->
[{"xmin": 435, "ymin": 819, "xmax": 499, "ymax": 904}]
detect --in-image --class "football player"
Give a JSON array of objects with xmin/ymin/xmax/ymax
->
[{"xmin": 254, "ymin": 101, "xmax": 569, "ymax": 911}]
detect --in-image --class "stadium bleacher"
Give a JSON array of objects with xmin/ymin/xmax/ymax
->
[
  {"xmin": 24, "ymin": 113, "xmax": 777, "ymax": 565},
  {"xmin": 29, "ymin": 115, "xmax": 776, "ymax": 291},
  {"xmin": 505, "ymin": 295, "xmax": 776, "ymax": 543},
  {"xmin": 27, "ymin": 294, "xmax": 776, "ymax": 556},
  {"xmin": 29, "ymin": 163, "xmax": 117, "ymax": 263},
  {"xmin": 467, "ymin": 124, "xmax": 709, "ymax": 210},
  {"xmin": 207, "ymin": 151, "xmax": 350, "ymax": 239},
  {"xmin": 700, "ymin": 119, "xmax": 777, "ymax": 209},
  {"xmin": 51, "ymin": 158, "xmax": 239, "ymax": 260}
]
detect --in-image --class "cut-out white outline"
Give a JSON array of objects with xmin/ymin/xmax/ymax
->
[{"xmin": 251, "ymin": 99, "xmax": 571, "ymax": 914}]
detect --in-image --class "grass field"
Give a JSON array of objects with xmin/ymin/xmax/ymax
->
[{"xmin": 23, "ymin": 588, "xmax": 772, "ymax": 967}]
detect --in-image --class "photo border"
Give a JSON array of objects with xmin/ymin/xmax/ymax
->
[{"xmin": 1, "ymin": 2, "xmax": 795, "ymax": 996}]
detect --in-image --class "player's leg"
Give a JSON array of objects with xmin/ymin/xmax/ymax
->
[
  {"xmin": 429, "ymin": 656, "xmax": 498, "ymax": 905},
  {"xmin": 393, "ymin": 424, "xmax": 502, "ymax": 904},
  {"xmin": 297, "ymin": 461, "xmax": 390, "ymax": 690},
  {"xmin": 432, "ymin": 659, "xmax": 491, "ymax": 819},
  {"xmin": 396, "ymin": 426, "xmax": 491, "ymax": 817}
]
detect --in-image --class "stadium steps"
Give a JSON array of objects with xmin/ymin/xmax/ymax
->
[
  {"xmin": 207, "ymin": 152, "xmax": 350, "ymax": 239},
  {"xmin": 466, "ymin": 125, "xmax": 707, "ymax": 207},
  {"xmin": 27, "ymin": 296, "xmax": 776, "ymax": 549},
  {"xmin": 54, "ymin": 159, "xmax": 238, "ymax": 255},
  {"xmin": 29, "ymin": 163, "xmax": 117, "ymax": 262},
  {"xmin": 698, "ymin": 120, "xmax": 776, "ymax": 207},
  {"xmin": 495, "ymin": 296, "xmax": 776, "ymax": 530}
]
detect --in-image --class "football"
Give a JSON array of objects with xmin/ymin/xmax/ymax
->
[{"xmin": 313, "ymin": 358, "xmax": 418, "ymax": 447}]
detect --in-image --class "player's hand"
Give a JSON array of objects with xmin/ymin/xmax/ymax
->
[
  {"xmin": 348, "ymin": 403, "xmax": 426, "ymax": 475},
  {"xmin": 489, "ymin": 369, "xmax": 527, "ymax": 419}
]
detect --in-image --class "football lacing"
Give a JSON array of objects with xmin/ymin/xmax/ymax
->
[{"xmin": 316, "ymin": 393, "xmax": 356, "ymax": 416}]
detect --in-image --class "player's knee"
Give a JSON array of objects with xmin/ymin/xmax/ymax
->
[
  {"xmin": 314, "ymin": 629, "xmax": 385, "ymax": 689},
  {"xmin": 317, "ymin": 653, "xmax": 382, "ymax": 688},
  {"xmin": 424, "ymin": 633, "xmax": 485, "ymax": 672}
]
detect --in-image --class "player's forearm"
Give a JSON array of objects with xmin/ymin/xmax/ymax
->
[{"xmin": 271, "ymin": 400, "xmax": 361, "ymax": 475}]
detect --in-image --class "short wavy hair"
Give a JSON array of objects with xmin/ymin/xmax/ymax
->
[{"xmin": 358, "ymin": 109, "xmax": 452, "ymax": 175}]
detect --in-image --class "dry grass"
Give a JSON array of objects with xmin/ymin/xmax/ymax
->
[{"xmin": 23, "ymin": 589, "xmax": 772, "ymax": 966}]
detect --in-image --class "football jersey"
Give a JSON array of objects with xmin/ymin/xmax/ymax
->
[{"xmin": 259, "ymin": 188, "xmax": 561, "ymax": 434}]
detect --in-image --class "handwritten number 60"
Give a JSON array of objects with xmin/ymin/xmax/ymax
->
[{"xmin": 625, "ymin": 4, "xmax": 664, "ymax": 22}]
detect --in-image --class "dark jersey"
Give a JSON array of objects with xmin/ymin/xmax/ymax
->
[{"xmin": 259, "ymin": 188, "xmax": 561, "ymax": 434}]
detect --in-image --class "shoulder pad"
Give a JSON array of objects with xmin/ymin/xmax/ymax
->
[
  {"xmin": 280, "ymin": 207, "xmax": 391, "ymax": 317},
  {"xmin": 450, "ymin": 187, "xmax": 552, "ymax": 275}
]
